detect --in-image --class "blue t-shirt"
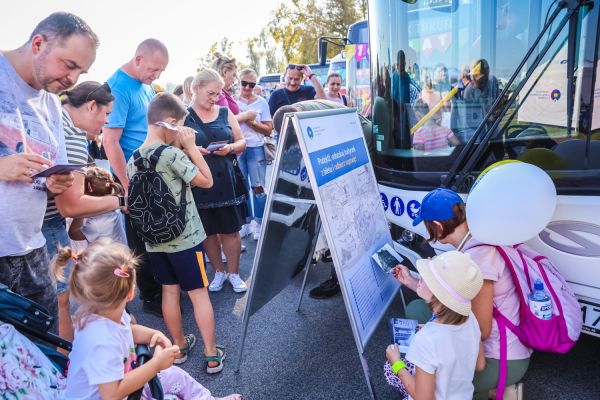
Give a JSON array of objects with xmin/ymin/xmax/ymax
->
[
  {"xmin": 268, "ymin": 86, "xmax": 316, "ymax": 117},
  {"xmin": 105, "ymin": 69, "xmax": 155, "ymax": 162}
]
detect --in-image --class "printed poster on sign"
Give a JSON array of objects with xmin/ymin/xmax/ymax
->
[{"xmin": 294, "ymin": 108, "xmax": 398, "ymax": 352}]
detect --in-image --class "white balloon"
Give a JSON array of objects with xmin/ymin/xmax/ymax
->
[{"xmin": 467, "ymin": 162, "xmax": 557, "ymax": 246}]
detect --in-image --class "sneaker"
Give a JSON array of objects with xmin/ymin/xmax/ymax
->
[
  {"xmin": 252, "ymin": 224, "xmax": 261, "ymax": 241},
  {"xmin": 209, "ymin": 271, "xmax": 228, "ymax": 292},
  {"xmin": 309, "ymin": 276, "xmax": 340, "ymax": 299},
  {"xmin": 239, "ymin": 224, "xmax": 251, "ymax": 238},
  {"xmin": 502, "ymin": 383, "xmax": 523, "ymax": 400},
  {"xmin": 228, "ymin": 273, "xmax": 248, "ymax": 293},
  {"xmin": 241, "ymin": 244, "xmax": 247, "ymax": 253},
  {"xmin": 248, "ymin": 220, "xmax": 259, "ymax": 234},
  {"xmin": 174, "ymin": 333, "xmax": 197, "ymax": 365}
]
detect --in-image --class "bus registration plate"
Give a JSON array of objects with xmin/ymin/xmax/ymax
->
[{"xmin": 580, "ymin": 299, "xmax": 600, "ymax": 337}]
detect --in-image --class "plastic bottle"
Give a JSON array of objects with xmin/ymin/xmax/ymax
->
[{"xmin": 529, "ymin": 279, "xmax": 553, "ymax": 320}]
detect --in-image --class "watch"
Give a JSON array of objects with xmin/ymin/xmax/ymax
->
[
  {"xmin": 118, "ymin": 195, "xmax": 126, "ymax": 208},
  {"xmin": 308, "ymin": 73, "xmax": 316, "ymax": 80}
]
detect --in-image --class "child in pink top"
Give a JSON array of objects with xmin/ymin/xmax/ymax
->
[
  {"xmin": 412, "ymin": 102, "xmax": 459, "ymax": 151},
  {"xmin": 394, "ymin": 188, "xmax": 531, "ymax": 400}
]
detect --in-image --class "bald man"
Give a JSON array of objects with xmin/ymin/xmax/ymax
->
[{"xmin": 103, "ymin": 39, "xmax": 169, "ymax": 316}]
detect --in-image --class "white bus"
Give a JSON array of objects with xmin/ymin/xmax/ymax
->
[{"xmin": 368, "ymin": 0, "xmax": 600, "ymax": 337}]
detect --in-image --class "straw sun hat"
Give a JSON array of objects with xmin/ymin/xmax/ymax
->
[{"xmin": 415, "ymin": 251, "xmax": 483, "ymax": 316}]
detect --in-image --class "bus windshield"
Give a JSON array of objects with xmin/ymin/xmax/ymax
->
[{"xmin": 369, "ymin": 0, "xmax": 600, "ymax": 195}]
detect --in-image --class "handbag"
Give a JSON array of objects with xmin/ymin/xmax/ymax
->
[{"xmin": 264, "ymin": 135, "xmax": 277, "ymax": 162}]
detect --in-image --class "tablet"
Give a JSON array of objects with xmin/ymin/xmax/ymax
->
[{"xmin": 34, "ymin": 163, "xmax": 93, "ymax": 178}]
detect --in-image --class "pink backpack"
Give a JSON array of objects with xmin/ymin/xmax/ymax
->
[{"xmin": 480, "ymin": 244, "xmax": 583, "ymax": 399}]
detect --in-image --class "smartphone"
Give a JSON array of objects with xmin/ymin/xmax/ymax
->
[{"xmin": 206, "ymin": 140, "xmax": 228, "ymax": 152}]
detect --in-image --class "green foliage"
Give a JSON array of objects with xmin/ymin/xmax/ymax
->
[
  {"xmin": 267, "ymin": 0, "xmax": 366, "ymax": 64},
  {"xmin": 197, "ymin": 37, "xmax": 235, "ymax": 72}
]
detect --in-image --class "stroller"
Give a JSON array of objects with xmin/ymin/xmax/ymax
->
[{"xmin": 0, "ymin": 283, "xmax": 163, "ymax": 399}]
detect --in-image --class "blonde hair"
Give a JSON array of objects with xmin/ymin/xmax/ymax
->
[
  {"xmin": 211, "ymin": 52, "xmax": 237, "ymax": 78},
  {"xmin": 428, "ymin": 295, "xmax": 468, "ymax": 325},
  {"xmin": 53, "ymin": 239, "xmax": 137, "ymax": 329},
  {"xmin": 183, "ymin": 76, "xmax": 194, "ymax": 104},
  {"xmin": 239, "ymin": 68, "xmax": 257, "ymax": 81},
  {"xmin": 192, "ymin": 68, "xmax": 224, "ymax": 89},
  {"xmin": 85, "ymin": 166, "xmax": 124, "ymax": 196}
]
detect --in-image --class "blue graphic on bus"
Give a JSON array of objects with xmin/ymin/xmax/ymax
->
[
  {"xmin": 390, "ymin": 197, "xmax": 404, "ymax": 216},
  {"xmin": 300, "ymin": 167, "xmax": 308, "ymax": 181},
  {"xmin": 407, "ymin": 200, "xmax": 421, "ymax": 220},
  {"xmin": 380, "ymin": 193, "xmax": 389, "ymax": 211}
]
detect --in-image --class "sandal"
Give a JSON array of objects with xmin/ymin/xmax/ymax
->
[
  {"xmin": 206, "ymin": 344, "xmax": 226, "ymax": 374},
  {"xmin": 174, "ymin": 333, "xmax": 197, "ymax": 365}
]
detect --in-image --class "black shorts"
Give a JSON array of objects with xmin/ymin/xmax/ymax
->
[{"xmin": 147, "ymin": 243, "xmax": 209, "ymax": 291}]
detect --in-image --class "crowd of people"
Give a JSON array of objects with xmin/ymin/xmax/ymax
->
[
  {"xmin": 0, "ymin": 11, "xmax": 335, "ymax": 399},
  {"xmin": 0, "ymin": 10, "xmax": 560, "ymax": 400}
]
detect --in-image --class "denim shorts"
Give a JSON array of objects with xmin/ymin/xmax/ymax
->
[
  {"xmin": 41, "ymin": 217, "xmax": 72, "ymax": 295},
  {"xmin": 0, "ymin": 246, "xmax": 57, "ymax": 320}
]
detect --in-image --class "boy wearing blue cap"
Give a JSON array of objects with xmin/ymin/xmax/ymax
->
[{"xmin": 393, "ymin": 188, "xmax": 530, "ymax": 400}]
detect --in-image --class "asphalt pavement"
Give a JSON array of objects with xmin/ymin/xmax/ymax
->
[{"xmin": 130, "ymin": 237, "xmax": 600, "ymax": 400}]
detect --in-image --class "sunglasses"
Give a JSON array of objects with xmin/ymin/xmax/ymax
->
[
  {"xmin": 287, "ymin": 64, "xmax": 304, "ymax": 71},
  {"xmin": 84, "ymin": 82, "xmax": 111, "ymax": 103},
  {"xmin": 240, "ymin": 80, "xmax": 257, "ymax": 88}
]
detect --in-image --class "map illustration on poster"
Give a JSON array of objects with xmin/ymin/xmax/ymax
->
[{"xmin": 294, "ymin": 108, "xmax": 399, "ymax": 352}]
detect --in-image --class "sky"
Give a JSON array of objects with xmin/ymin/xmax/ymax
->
[{"xmin": 1, "ymin": 0, "xmax": 281, "ymax": 87}]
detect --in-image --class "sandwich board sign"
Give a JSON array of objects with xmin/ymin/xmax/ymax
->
[{"xmin": 238, "ymin": 108, "xmax": 399, "ymax": 399}]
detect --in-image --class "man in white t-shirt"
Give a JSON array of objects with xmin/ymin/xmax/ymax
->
[{"xmin": 0, "ymin": 12, "xmax": 98, "ymax": 316}]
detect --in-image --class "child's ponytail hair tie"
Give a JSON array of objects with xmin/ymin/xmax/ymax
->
[{"xmin": 113, "ymin": 265, "xmax": 130, "ymax": 278}]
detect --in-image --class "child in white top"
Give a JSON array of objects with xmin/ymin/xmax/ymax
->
[
  {"xmin": 385, "ymin": 251, "xmax": 485, "ymax": 400},
  {"xmin": 55, "ymin": 239, "xmax": 242, "ymax": 400},
  {"xmin": 68, "ymin": 167, "xmax": 126, "ymax": 244}
]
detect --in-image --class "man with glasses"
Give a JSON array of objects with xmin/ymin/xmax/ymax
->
[
  {"xmin": 0, "ymin": 12, "xmax": 98, "ymax": 316},
  {"xmin": 268, "ymin": 64, "xmax": 326, "ymax": 117},
  {"xmin": 103, "ymin": 38, "xmax": 169, "ymax": 317}
]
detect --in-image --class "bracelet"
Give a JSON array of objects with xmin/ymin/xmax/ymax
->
[
  {"xmin": 391, "ymin": 360, "xmax": 407, "ymax": 375},
  {"xmin": 308, "ymin": 73, "xmax": 316, "ymax": 80}
]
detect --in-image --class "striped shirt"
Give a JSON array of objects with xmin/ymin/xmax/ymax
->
[
  {"xmin": 44, "ymin": 109, "xmax": 92, "ymax": 220},
  {"xmin": 412, "ymin": 124, "xmax": 455, "ymax": 152}
]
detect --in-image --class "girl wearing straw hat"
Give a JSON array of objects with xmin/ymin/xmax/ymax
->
[{"xmin": 385, "ymin": 251, "xmax": 485, "ymax": 399}]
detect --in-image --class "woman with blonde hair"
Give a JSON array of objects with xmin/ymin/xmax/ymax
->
[
  {"xmin": 183, "ymin": 75, "xmax": 194, "ymax": 105},
  {"xmin": 235, "ymin": 68, "xmax": 273, "ymax": 240},
  {"xmin": 185, "ymin": 68, "xmax": 249, "ymax": 293}
]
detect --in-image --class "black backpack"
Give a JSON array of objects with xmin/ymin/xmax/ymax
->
[{"xmin": 128, "ymin": 145, "xmax": 187, "ymax": 244}]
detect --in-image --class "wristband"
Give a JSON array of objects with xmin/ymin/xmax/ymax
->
[
  {"xmin": 118, "ymin": 196, "xmax": 126, "ymax": 208},
  {"xmin": 308, "ymin": 73, "xmax": 316, "ymax": 80},
  {"xmin": 391, "ymin": 360, "xmax": 407, "ymax": 374}
]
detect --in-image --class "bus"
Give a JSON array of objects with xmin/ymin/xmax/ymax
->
[
  {"xmin": 305, "ymin": 63, "xmax": 330, "ymax": 86},
  {"xmin": 319, "ymin": 20, "xmax": 371, "ymax": 117},
  {"xmin": 257, "ymin": 73, "xmax": 283, "ymax": 101},
  {"xmin": 369, "ymin": 0, "xmax": 600, "ymax": 337}
]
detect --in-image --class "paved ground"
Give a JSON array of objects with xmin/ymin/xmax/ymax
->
[{"xmin": 131, "ymin": 237, "xmax": 600, "ymax": 400}]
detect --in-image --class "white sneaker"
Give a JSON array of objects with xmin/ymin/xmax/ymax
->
[
  {"xmin": 241, "ymin": 244, "xmax": 247, "ymax": 253},
  {"xmin": 252, "ymin": 224, "xmax": 261, "ymax": 241},
  {"xmin": 239, "ymin": 224, "xmax": 251, "ymax": 238},
  {"xmin": 209, "ymin": 271, "xmax": 228, "ymax": 292},
  {"xmin": 248, "ymin": 220, "xmax": 259, "ymax": 234},
  {"xmin": 228, "ymin": 273, "xmax": 247, "ymax": 293}
]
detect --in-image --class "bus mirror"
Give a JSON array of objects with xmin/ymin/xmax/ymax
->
[{"xmin": 318, "ymin": 38, "xmax": 328, "ymax": 66}]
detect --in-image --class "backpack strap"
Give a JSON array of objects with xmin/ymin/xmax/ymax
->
[
  {"xmin": 148, "ymin": 144, "xmax": 188, "ymax": 208},
  {"xmin": 493, "ymin": 307, "xmax": 509, "ymax": 400},
  {"xmin": 342, "ymin": 94, "xmax": 348, "ymax": 106},
  {"xmin": 132, "ymin": 150, "xmax": 147, "ymax": 169}
]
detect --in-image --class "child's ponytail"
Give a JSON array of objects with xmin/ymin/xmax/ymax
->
[{"xmin": 53, "ymin": 247, "xmax": 77, "ymax": 282}]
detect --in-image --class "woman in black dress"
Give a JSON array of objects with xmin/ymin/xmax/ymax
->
[{"xmin": 185, "ymin": 69, "xmax": 248, "ymax": 293}]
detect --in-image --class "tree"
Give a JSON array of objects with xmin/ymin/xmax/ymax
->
[
  {"xmin": 197, "ymin": 37, "xmax": 235, "ymax": 71},
  {"xmin": 246, "ymin": 28, "xmax": 286, "ymax": 75},
  {"xmin": 267, "ymin": 0, "xmax": 367, "ymax": 64}
]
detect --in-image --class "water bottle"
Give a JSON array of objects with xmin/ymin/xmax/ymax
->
[{"xmin": 528, "ymin": 279, "xmax": 553, "ymax": 320}]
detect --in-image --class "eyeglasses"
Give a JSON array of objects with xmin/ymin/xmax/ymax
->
[
  {"xmin": 240, "ymin": 80, "xmax": 257, "ymax": 88},
  {"xmin": 84, "ymin": 82, "xmax": 111, "ymax": 103}
]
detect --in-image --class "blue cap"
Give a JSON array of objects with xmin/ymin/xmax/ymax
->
[{"xmin": 412, "ymin": 188, "xmax": 464, "ymax": 226}]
